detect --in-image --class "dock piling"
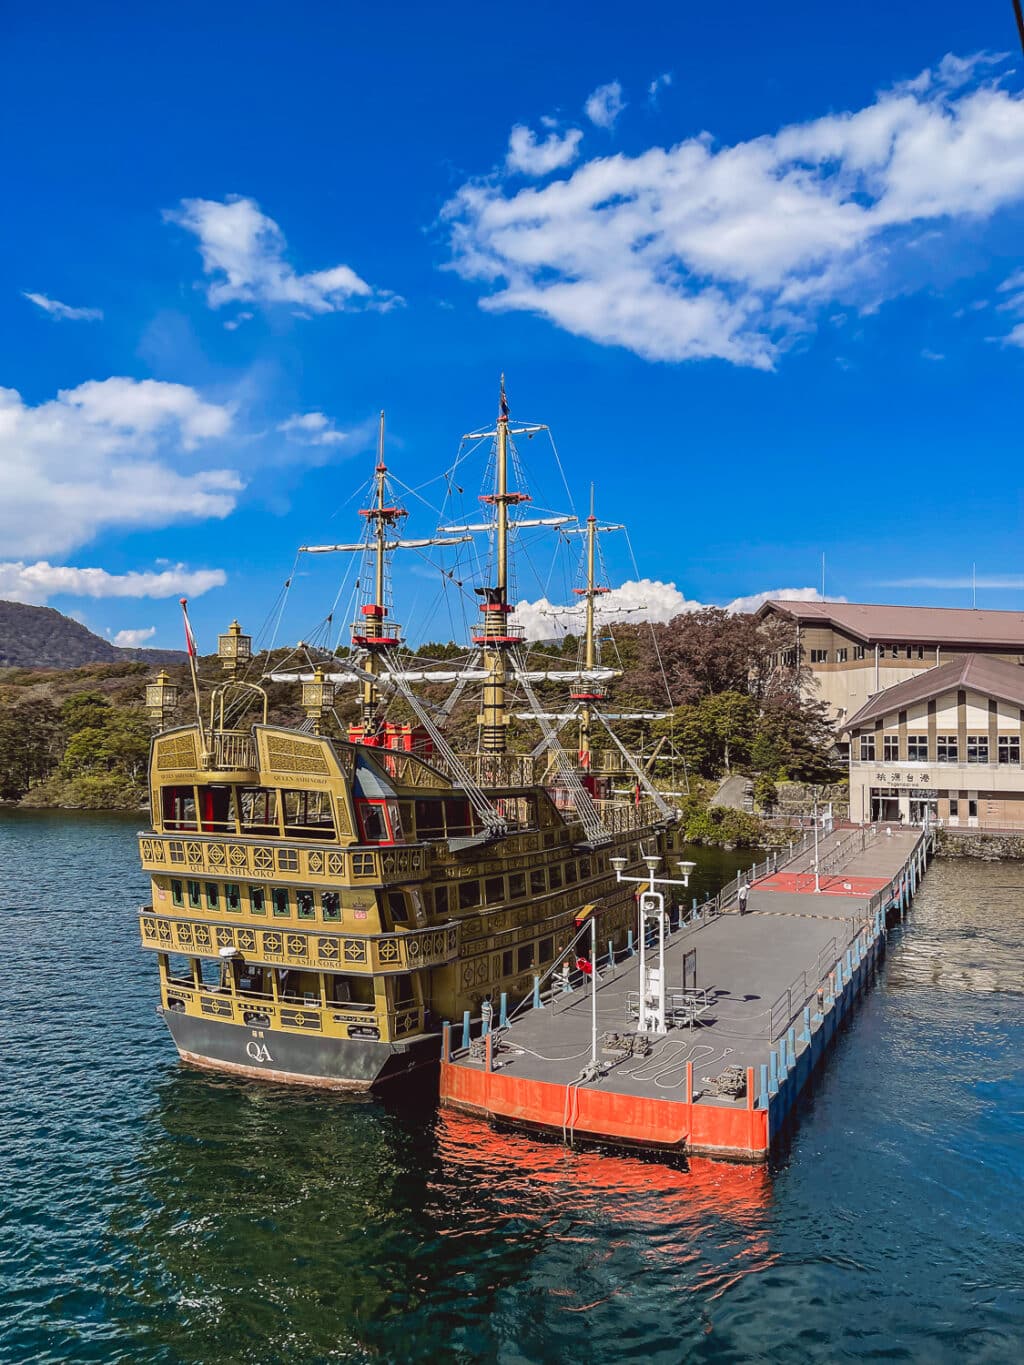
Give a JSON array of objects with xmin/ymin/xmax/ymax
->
[
  {"xmin": 532, "ymin": 976, "xmax": 543, "ymax": 1010},
  {"xmin": 461, "ymin": 1010, "xmax": 470, "ymax": 1051},
  {"xmin": 499, "ymin": 992, "xmax": 508, "ymax": 1028}
]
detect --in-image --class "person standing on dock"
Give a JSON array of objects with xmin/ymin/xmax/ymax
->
[{"xmin": 738, "ymin": 882, "xmax": 750, "ymax": 915}]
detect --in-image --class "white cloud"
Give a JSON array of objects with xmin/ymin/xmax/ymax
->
[
  {"xmin": 1006, "ymin": 322, "xmax": 1024, "ymax": 348},
  {"xmin": 445, "ymin": 54, "xmax": 1024, "ymax": 368},
  {"xmin": 878, "ymin": 574, "xmax": 1024, "ymax": 588},
  {"xmin": 0, "ymin": 561, "xmax": 226, "ymax": 606},
  {"xmin": 921, "ymin": 348, "xmax": 945, "ymax": 360},
  {"xmin": 648, "ymin": 73, "xmax": 673, "ymax": 102},
  {"xmin": 23, "ymin": 292, "xmax": 103, "ymax": 322},
  {"xmin": 223, "ymin": 310, "xmax": 254, "ymax": 331},
  {"xmin": 165, "ymin": 195, "xmax": 400, "ymax": 315},
  {"xmin": 515, "ymin": 580, "xmax": 839, "ymax": 637},
  {"xmin": 112, "ymin": 626, "xmax": 157, "ymax": 647},
  {"xmin": 585, "ymin": 81, "xmax": 626, "ymax": 129},
  {"xmin": 0, "ymin": 378, "xmax": 241, "ymax": 557},
  {"xmin": 506, "ymin": 124, "xmax": 583, "ymax": 176},
  {"xmin": 277, "ymin": 411, "xmax": 347, "ymax": 445}
]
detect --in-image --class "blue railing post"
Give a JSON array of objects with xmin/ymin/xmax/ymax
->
[
  {"xmin": 802, "ymin": 1006, "xmax": 812, "ymax": 1045},
  {"xmin": 759, "ymin": 1063, "xmax": 770, "ymax": 1108},
  {"xmin": 769, "ymin": 1049, "xmax": 779, "ymax": 1095},
  {"xmin": 608, "ymin": 938, "xmax": 615, "ymax": 968},
  {"xmin": 627, "ymin": 928, "xmax": 635, "ymax": 956},
  {"xmin": 499, "ymin": 991, "xmax": 508, "ymax": 1028},
  {"xmin": 533, "ymin": 975, "xmax": 543, "ymax": 1009},
  {"xmin": 778, "ymin": 1040, "xmax": 788, "ymax": 1083},
  {"xmin": 835, "ymin": 960, "xmax": 844, "ymax": 993},
  {"xmin": 461, "ymin": 1010, "xmax": 471, "ymax": 1050},
  {"xmin": 787, "ymin": 1026, "xmax": 797, "ymax": 1070}
]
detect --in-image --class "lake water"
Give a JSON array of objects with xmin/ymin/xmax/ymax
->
[{"xmin": 1, "ymin": 811, "xmax": 1021, "ymax": 1364}]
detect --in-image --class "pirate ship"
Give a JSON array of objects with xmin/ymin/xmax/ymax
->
[{"xmin": 137, "ymin": 381, "xmax": 681, "ymax": 1089}]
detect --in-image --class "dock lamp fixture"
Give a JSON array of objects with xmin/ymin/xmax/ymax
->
[
  {"xmin": 611, "ymin": 853, "xmax": 698, "ymax": 1036},
  {"xmin": 145, "ymin": 670, "xmax": 179, "ymax": 728}
]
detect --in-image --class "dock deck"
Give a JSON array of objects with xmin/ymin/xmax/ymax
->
[{"xmin": 439, "ymin": 825, "xmax": 931, "ymax": 1161}]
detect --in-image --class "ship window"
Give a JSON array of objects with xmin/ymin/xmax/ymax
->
[
  {"xmin": 277, "ymin": 848, "xmax": 299, "ymax": 872},
  {"xmin": 458, "ymin": 880, "xmax": 481, "ymax": 910},
  {"xmin": 539, "ymin": 936, "xmax": 553, "ymax": 963},
  {"xmin": 444, "ymin": 798, "xmax": 473, "ymax": 837},
  {"xmin": 352, "ymin": 852, "xmax": 376, "ymax": 877},
  {"xmin": 501, "ymin": 950, "xmax": 513, "ymax": 976},
  {"xmin": 331, "ymin": 974, "xmax": 374, "ymax": 1008},
  {"xmin": 164, "ymin": 954, "xmax": 195, "ymax": 988},
  {"xmin": 170, "ymin": 878, "xmax": 184, "ymax": 907},
  {"xmin": 205, "ymin": 882, "xmax": 219, "ymax": 910},
  {"xmin": 358, "ymin": 801, "xmax": 389, "ymax": 844},
  {"xmin": 297, "ymin": 890, "xmax": 315, "ymax": 919},
  {"xmin": 530, "ymin": 869, "xmax": 546, "ymax": 895},
  {"xmin": 508, "ymin": 872, "xmax": 526, "ymax": 899},
  {"xmin": 162, "ymin": 786, "xmax": 197, "ymax": 832},
  {"xmin": 272, "ymin": 887, "xmax": 290, "ymax": 917},
  {"xmin": 249, "ymin": 886, "xmax": 266, "ymax": 914},
  {"xmin": 225, "ymin": 883, "xmax": 241, "ymax": 912},
  {"xmin": 388, "ymin": 891, "xmax": 409, "ymax": 924},
  {"xmin": 548, "ymin": 865, "xmax": 563, "ymax": 891},
  {"xmin": 187, "ymin": 879, "xmax": 202, "ymax": 909},
  {"xmin": 414, "ymin": 799, "xmax": 445, "ymax": 838},
  {"xmin": 387, "ymin": 802, "xmax": 405, "ymax": 842},
  {"xmin": 282, "ymin": 789, "xmax": 336, "ymax": 839},
  {"xmin": 579, "ymin": 858, "xmax": 591, "ymax": 880},
  {"xmin": 543, "ymin": 833, "xmax": 556, "ymax": 849},
  {"xmin": 485, "ymin": 876, "xmax": 504, "ymax": 904},
  {"xmin": 392, "ymin": 973, "xmax": 415, "ymax": 1005},
  {"xmin": 564, "ymin": 861, "xmax": 577, "ymax": 885},
  {"xmin": 322, "ymin": 892, "xmax": 341, "ymax": 921},
  {"xmin": 517, "ymin": 945, "xmax": 533, "ymax": 973},
  {"xmin": 239, "ymin": 787, "xmax": 279, "ymax": 836},
  {"xmin": 433, "ymin": 886, "xmax": 450, "ymax": 917},
  {"xmin": 197, "ymin": 785, "xmax": 232, "ymax": 833}
]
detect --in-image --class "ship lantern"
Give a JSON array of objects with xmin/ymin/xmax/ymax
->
[
  {"xmin": 302, "ymin": 667, "xmax": 336, "ymax": 731},
  {"xmin": 146, "ymin": 670, "xmax": 179, "ymax": 725},
  {"xmin": 218, "ymin": 620, "xmax": 252, "ymax": 672}
]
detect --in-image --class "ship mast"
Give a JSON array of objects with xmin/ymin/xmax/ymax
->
[
  {"xmin": 474, "ymin": 376, "xmax": 523, "ymax": 753},
  {"xmin": 574, "ymin": 485, "xmax": 609, "ymax": 768},
  {"xmin": 362, "ymin": 412, "xmax": 389, "ymax": 726}
]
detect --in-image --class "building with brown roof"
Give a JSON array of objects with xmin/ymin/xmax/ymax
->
[
  {"xmin": 757, "ymin": 599, "xmax": 1024, "ymax": 723},
  {"xmin": 841, "ymin": 654, "xmax": 1024, "ymax": 828}
]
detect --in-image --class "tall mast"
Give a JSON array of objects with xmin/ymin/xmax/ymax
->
[
  {"xmin": 571, "ymin": 485, "xmax": 612, "ymax": 770},
  {"xmin": 474, "ymin": 376, "xmax": 522, "ymax": 753}
]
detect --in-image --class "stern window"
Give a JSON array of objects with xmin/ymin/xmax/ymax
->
[
  {"xmin": 187, "ymin": 880, "xmax": 202, "ymax": 909},
  {"xmin": 170, "ymin": 878, "xmax": 184, "ymax": 907},
  {"xmin": 205, "ymin": 882, "xmax": 219, "ymax": 910},
  {"xmin": 358, "ymin": 802, "xmax": 390, "ymax": 844},
  {"xmin": 387, "ymin": 891, "xmax": 409, "ymax": 924},
  {"xmin": 322, "ymin": 892, "xmax": 341, "ymax": 921},
  {"xmin": 272, "ymin": 887, "xmax": 290, "ymax": 917},
  {"xmin": 297, "ymin": 890, "xmax": 315, "ymax": 919},
  {"xmin": 249, "ymin": 886, "xmax": 266, "ymax": 915},
  {"xmin": 225, "ymin": 883, "xmax": 241, "ymax": 912}
]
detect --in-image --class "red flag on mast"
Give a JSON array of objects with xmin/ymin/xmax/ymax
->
[{"xmin": 180, "ymin": 597, "xmax": 198, "ymax": 658}]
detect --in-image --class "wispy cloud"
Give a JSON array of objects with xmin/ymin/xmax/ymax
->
[
  {"xmin": 165, "ymin": 195, "xmax": 401, "ymax": 317},
  {"xmin": 878, "ymin": 575, "xmax": 1024, "ymax": 589},
  {"xmin": 584, "ymin": 80, "xmax": 625, "ymax": 129},
  {"xmin": 445, "ymin": 53, "xmax": 1024, "ymax": 369},
  {"xmin": 277, "ymin": 411, "xmax": 347, "ymax": 445},
  {"xmin": 0, "ymin": 561, "xmax": 226, "ymax": 606},
  {"xmin": 506, "ymin": 124, "xmax": 583, "ymax": 176},
  {"xmin": 648, "ymin": 72, "xmax": 673, "ymax": 103},
  {"xmin": 23, "ymin": 291, "xmax": 103, "ymax": 322}
]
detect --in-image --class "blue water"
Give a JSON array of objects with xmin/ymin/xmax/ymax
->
[{"xmin": 1, "ymin": 811, "xmax": 1021, "ymax": 1363}]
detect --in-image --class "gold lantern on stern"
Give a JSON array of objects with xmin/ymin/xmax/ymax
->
[
  {"xmin": 302, "ymin": 667, "xmax": 336, "ymax": 734},
  {"xmin": 218, "ymin": 620, "xmax": 252, "ymax": 673},
  {"xmin": 146, "ymin": 670, "xmax": 179, "ymax": 728}
]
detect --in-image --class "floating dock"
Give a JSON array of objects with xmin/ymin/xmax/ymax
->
[{"xmin": 439, "ymin": 824, "xmax": 932, "ymax": 1162}]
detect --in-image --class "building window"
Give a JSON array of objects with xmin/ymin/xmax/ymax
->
[
  {"xmin": 859, "ymin": 735, "xmax": 876, "ymax": 761},
  {"xmin": 854, "ymin": 645, "xmax": 865, "ymax": 660},
  {"xmin": 998, "ymin": 736, "xmax": 1021, "ymax": 765},
  {"xmin": 905, "ymin": 646, "xmax": 913, "ymax": 660},
  {"xmin": 968, "ymin": 799, "xmax": 978, "ymax": 818},
  {"xmin": 836, "ymin": 648, "xmax": 848, "ymax": 663},
  {"xmin": 883, "ymin": 735, "xmax": 899, "ymax": 761},
  {"xmin": 810, "ymin": 649, "xmax": 828, "ymax": 664},
  {"xmin": 890, "ymin": 645, "xmax": 900, "ymax": 658},
  {"xmin": 949, "ymin": 799, "xmax": 959, "ymax": 817},
  {"xmin": 937, "ymin": 736, "xmax": 958, "ymax": 762},
  {"xmin": 917, "ymin": 647, "xmax": 925, "ymax": 660},
  {"xmin": 907, "ymin": 735, "xmax": 928, "ymax": 762},
  {"xmin": 967, "ymin": 736, "xmax": 989, "ymax": 763}
]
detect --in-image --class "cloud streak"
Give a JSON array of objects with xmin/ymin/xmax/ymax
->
[
  {"xmin": 506, "ymin": 124, "xmax": 583, "ymax": 176},
  {"xmin": 0, "ymin": 561, "xmax": 227, "ymax": 606},
  {"xmin": 445, "ymin": 54, "xmax": 1024, "ymax": 368},
  {"xmin": 23, "ymin": 292, "xmax": 103, "ymax": 322}
]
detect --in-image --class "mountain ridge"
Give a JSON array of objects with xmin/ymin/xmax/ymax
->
[{"xmin": 0, "ymin": 599, "xmax": 185, "ymax": 669}]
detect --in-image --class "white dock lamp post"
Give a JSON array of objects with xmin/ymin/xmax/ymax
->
[{"xmin": 610, "ymin": 853, "xmax": 697, "ymax": 1036}]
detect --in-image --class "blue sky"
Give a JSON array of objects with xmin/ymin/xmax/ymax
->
[{"xmin": 3, "ymin": 0, "xmax": 1024, "ymax": 651}]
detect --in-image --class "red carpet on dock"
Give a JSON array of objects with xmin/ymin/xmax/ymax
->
[{"xmin": 754, "ymin": 872, "xmax": 890, "ymax": 897}]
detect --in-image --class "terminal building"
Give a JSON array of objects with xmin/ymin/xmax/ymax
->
[
  {"xmin": 758, "ymin": 600, "xmax": 1024, "ymax": 724},
  {"xmin": 842, "ymin": 655, "xmax": 1024, "ymax": 830}
]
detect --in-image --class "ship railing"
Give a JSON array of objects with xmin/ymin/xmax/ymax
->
[
  {"xmin": 161, "ymin": 980, "xmax": 425, "ymax": 1039},
  {"xmin": 208, "ymin": 729, "xmax": 258, "ymax": 771}
]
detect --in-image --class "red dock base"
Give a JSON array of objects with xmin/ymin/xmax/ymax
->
[{"xmin": 439, "ymin": 1060, "xmax": 768, "ymax": 1162}]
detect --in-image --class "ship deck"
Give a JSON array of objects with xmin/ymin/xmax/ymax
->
[{"xmin": 439, "ymin": 826, "xmax": 930, "ymax": 1160}]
